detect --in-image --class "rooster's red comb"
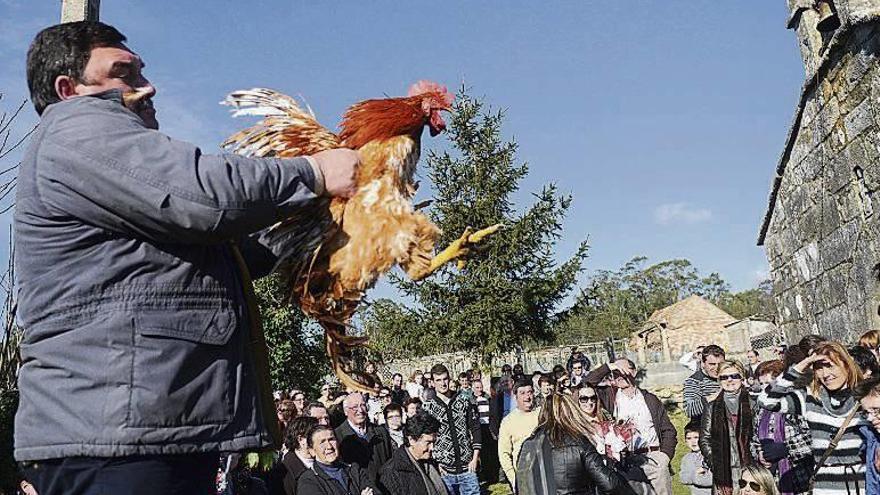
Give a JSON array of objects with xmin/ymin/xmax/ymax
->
[{"xmin": 408, "ymin": 80, "xmax": 454, "ymax": 106}]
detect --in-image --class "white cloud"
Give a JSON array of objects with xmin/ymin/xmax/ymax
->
[{"xmin": 653, "ymin": 202, "xmax": 712, "ymax": 226}]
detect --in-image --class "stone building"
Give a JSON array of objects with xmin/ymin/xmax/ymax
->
[
  {"xmin": 759, "ymin": 1, "xmax": 880, "ymax": 343},
  {"xmin": 631, "ymin": 295, "xmax": 738, "ymax": 363}
]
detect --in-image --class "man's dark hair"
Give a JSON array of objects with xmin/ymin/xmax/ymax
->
[
  {"xmin": 458, "ymin": 371, "xmax": 469, "ymax": 380},
  {"xmin": 404, "ymin": 397, "xmax": 422, "ymax": 408},
  {"xmin": 684, "ymin": 423, "xmax": 701, "ymax": 435},
  {"xmin": 501, "ymin": 363, "xmax": 512, "ymax": 373},
  {"xmin": 538, "ymin": 373, "xmax": 553, "ymax": 386},
  {"xmin": 383, "ymin": 402, "xmax": 403, "ymax": 419},
  {"xmin": 404, "ymin": 411, "xmax": 441, "ymax": 441},
  {"xmin": 306, "ymin": 424, "xmax": 334, "ymax": 448},
  {"xmin": 26, "ymin": 21, "xmax": 127, "ymax": 115},
  {"xmin": 849, "ymin": 345, "xmax": 880, "ymax": 378},
  {"xmin": 512, "ymin": 378, "xmax": 533, "ymax": 395},
  {"xmin": 701, "ymin": 344, "xmax": 726, "ymax": 362},
  {"xmin": 798, "ymin": 334, "xmax": 827, "ymax": 355},
  {"xmin": 283, "ymin": 416, "xmax": 318, "ymax": 452},
  {"xmin": 430, "ymin": 363, "xmax": 449, "ymax": 377}
]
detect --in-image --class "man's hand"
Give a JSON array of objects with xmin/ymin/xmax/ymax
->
[
  {"xmin": 613, "ymin": 359, "xmax": 635, "ymax": 376},
  {"xmin": 312, "ymin": 148, "xmax": 360, "ymax": 198},
  {"xmin": 467, "ymin": 455, "xmax": 480, "ymax": 473}
]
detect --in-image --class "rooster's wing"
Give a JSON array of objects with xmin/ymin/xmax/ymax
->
[{"xmin": 222, "ymin": 88, "xmax": 340, "ymax": 283}]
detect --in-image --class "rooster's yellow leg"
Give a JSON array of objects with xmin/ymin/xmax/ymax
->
[{"xmin": 416, "ymin": 223, "xmax": 503, "ymax": 280}]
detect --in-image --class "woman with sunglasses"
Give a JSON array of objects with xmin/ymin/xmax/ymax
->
[
  {"xmin": 699, "ymin": 361, "xmax": 754, "ymax": 495},
  {"xmin": 738, "ymin": 465, "xmax": 780, "ymax": 495},
  {"xmin": 758, "ymin": 341, "xmax": 868, "ymax": 495},
  {"xmin": 577, "ymin": 384, "xmax": 609, "ymax": 422}
]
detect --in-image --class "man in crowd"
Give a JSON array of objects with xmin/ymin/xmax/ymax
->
[
  {"xmin": 470, "ymin": 378, "xmax": 498, "ymax": 487},
  {"xmin": 423, "ymin": 364, "xmax": 482, "ymax": 495},
  {"xmin": 270, "ymin": 416, "xmax": 319, "ymax": 495},
  {"xmin": 379, "ymin": 411, "xmax": 448, "ymax": 495},
  {"xmin": 405, "ymin": 398, "xmax": 423, "ymax": 420},
  {"xmin": 307, "ymin": 403, "xmax": 331, "ymax": 426},
  {"xmin": 15, "ymin": 21, "xmax": 360, "ymax": 495},
  {"xmin": 298, "ymin": 425, "xmax": 375, "ymax": 495},
  {"xmin": 566, "ymin": 346, "xmax": 591, "ymax": 374},
  {"xmin": 390, "ymin": 373, "xmax": 410, "ymax": 406},
  {"xmin": 497, "ymin": 379, "xmax": 541, "ymax": 491},
  {"xmin": 682, "ymin": 344, "xmax": 725, "ymax": 426},
  {"xmin": 373, "ymin": 388, "xmax": 393, "ymax": 425},
  {"xmin": 534, "ymin": 374, "xmax": 554, "ymax": 409},
  {"xmin": 569, "ymin": 360, "xmax": 587, "ymax": 387},
  {"xmin": 745, "ymin": 349, "xmax": 761, "ymax": 378},
  {"xmin": 335, "ymin": 393, "xmax": 393, "ymax": 486},
  {"xmin": 586, "ymin": 358, "xmax": 677, "ymax": 495}
]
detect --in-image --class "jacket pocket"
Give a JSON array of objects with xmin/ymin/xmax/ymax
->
[{"xmin": 126, "ymin": 306, "xmax": 238, "ymax": 427}]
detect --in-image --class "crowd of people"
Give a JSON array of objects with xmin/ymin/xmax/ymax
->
[{"xmin": 218, "ymin": 333, "xmax": 880, "ymax": 495}]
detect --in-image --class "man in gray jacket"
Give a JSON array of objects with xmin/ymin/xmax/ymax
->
[{"xmin": 15, "ymin": 21, "xmax": 359, "ymax": 495}]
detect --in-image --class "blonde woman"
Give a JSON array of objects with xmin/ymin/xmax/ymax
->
[
  {"xmin": 758, "ymin": 341, "xmax": 868, "ymax": 495},
  {"xmin": 738, "ymin": 465, "xmax": 780, "ymax": 495},
  {"xmin": 517, "ymin": 393, "xmax": 635, "ymax": 495},
  {"xmin": 699, "ymin": 361, "xmax": 753, "ymax": 495}
]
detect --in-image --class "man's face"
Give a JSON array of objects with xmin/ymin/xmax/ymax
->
[
  {"xmin": 406, "ymin": 403, "xmax": 421, "ymax": 418},
  {"xmin": 309, "ymin": 430, "xmax": 339, "ymax": 464},
  {"xmin": 459, "ymin": 376, "xmax": 471, "ymax": 389},
  {"xmin": 747, "ymin": 351, "xmax": 759, "ymax": 364},
  {"xmin": 292, "ymin": 393, "xmax": 305, "ymax": 411},
  {"xmin": 571, "ymin": 363, "xmax": 584, "ymax": 376},
  {"xmin": 516, "ymin": 385, "xmax": 534, "ymax": 412},
  {"xmin": 540, "ymin": 381, "xmax": 553, "ymax": 396},
  {"xmin": 702, "ymin": 353, "xmax": 724, "ymax": 379},
  {"xmin": 385, "ymin": 409, "xmax": 403, "ymax": 431},
  {"xmin": 860, "ymin": 393, "xmax": 880, "ymax": 432},
  {"xmin": 513, "ymin": 364, "xmax": 524, "ymax": 376},
  {"xmin": 393, "ymin": 375, "xmax": 403, "ymax": 387},
  {"xmin": 344, "ymin": 393, "xmax": 367, "ymax": 426},
  {"xmin": 379, "ymin": 389, "xmax": 392, "ymax": 406},
  {"xmin": 75, "ymin": 45, "xmax": 158, "ymax": 129},
  {"xmin": 408, "ymin": 433, "xmax": 436, "ymax": 461},
  {"xmin": 309, "ymin": 405, "xmax": 330, "ymax": 426},
  {"xmin": 432, "ymin": 372, "xmax": 450, "ymax": 395}
]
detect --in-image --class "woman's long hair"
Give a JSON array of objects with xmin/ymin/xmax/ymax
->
[
  {"xmin": 809, "ymin": 341, "xmax": 863, "ymax": 395},
  {"xmin": 539, "ymin": 393, "xmax": 595, "ymax": 447}
]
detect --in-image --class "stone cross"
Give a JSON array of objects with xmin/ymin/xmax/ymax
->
[{"xmin": 61, "ymin": 0, "xmax": 101, "ymax": 23}]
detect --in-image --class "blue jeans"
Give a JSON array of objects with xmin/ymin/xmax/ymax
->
[{"xmin": 442, "ymin": 471, "xmax": 480, "ymax": 495}]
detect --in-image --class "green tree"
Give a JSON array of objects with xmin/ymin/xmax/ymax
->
[
  {"xmin": 254, "ymin": 274, "xmax": 329, "ymax": 397},
  {"xmin": 555, "ymin": 257, "xmax": 764, "ymax": 343},
  {"xmin": 365, "ymin": 88, "xmax": 589, "ymax": 361}
]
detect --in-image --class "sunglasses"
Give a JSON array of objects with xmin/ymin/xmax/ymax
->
[
  {"xmin": 719, "ymin": 373, "xmax": 742, "ymax": 381},
  {"xmin": 579, "ymin": 396, "xmax": 598, "ymax": 403},
  {"xmin": 738, "ymin": 479, "xmax": 761, "ymax": 491}
]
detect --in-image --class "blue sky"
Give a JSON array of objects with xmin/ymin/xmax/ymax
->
[{"xmin": 0, "ymin": 1, "xmax": 803, "ymax": 300}]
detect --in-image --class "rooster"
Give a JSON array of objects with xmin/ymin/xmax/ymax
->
[{"xmin": 221, "ymin": 81, "xmax": 500, "ymax": 392}]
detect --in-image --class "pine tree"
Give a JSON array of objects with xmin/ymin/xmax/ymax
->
[{"xmin": 365, "ymin": 88, "xmax": 589, "ymax": 361}]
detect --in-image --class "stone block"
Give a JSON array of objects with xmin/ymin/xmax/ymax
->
[
  {"xmin": 819, "ymin": 263, "xmax": 851, "ymax": 308},
  {"xmin": 816, "ymin": 303, "xmax": 849, "ymax": 336},
  {"xmin": 843, "ymin": 95, "xmax": 874, "ymax": 140},
  {"xmin": 820, "ymin": 220, "xmax": 860, "ymax": 270},
  {"xmin": 793, "ymin": 241, "xmax": 821, "ymax": 281},
  {"xmin": 819, "ymin": 194, "xmax": 843, "ymax": 237}
]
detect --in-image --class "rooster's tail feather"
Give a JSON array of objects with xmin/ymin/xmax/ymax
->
[{"xmin": 221, "ymin": 88, "xmax": 341, "ymax": 158}]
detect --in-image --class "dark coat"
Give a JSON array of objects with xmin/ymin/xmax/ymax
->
[
  {"xmin": 390, "ymin": 388, "xmax": 410, "ymax": 406},
  {"xmin": 517, "ymin": 429, "xmax": 636, "ymax": 495},
  {"xmin": 335, "ymin": 421, "xmax": 393, "ymax": 485},
  {"xmin": 584, "ymin": 363, "xmax": 677, "ymax": 459},
  {"xmin": 267, "ymin": 452, "xmax": 310, "ymax": 495},
  {"xmin": 379, "ymin": 446, "xmax": 448, "ymax": 495},
  {"xmin": 297, "ymin": 462, "xmax": 374, "ymax": 495}
]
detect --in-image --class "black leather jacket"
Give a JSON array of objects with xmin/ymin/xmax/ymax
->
[{"xmin": 518, "ymin": 429, "xmax": 636, "ymax": 495}]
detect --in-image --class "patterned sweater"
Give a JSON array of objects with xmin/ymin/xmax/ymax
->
[
  {"xmin": 683, "ymin": 369, "xmax": 720, "ymax": 419},
  {"xmin": 423, "ymin": 391, "xmax": 482, "ymax": 474},
  {"xmin": 758, "ymin": 366, "xmax": 869, "ymax": 495}
]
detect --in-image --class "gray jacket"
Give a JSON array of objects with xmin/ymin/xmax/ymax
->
[{"xmin": 14, "ymin": 90, "xmax": 324, "ymax": 461}]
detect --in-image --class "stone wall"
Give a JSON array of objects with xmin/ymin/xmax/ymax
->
[{"xmin": 762, "ymin": 17, "xmax": 880, "ymax": 343}]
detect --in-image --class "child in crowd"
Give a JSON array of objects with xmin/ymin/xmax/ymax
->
[{"xmin": 680, "ymin": 425, "xmax": 712, "ymax": 495}]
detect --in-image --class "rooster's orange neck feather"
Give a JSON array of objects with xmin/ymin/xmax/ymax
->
[{"xmin": 338, "ymin": 96, "xmax": 426, "ymax": 149}]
